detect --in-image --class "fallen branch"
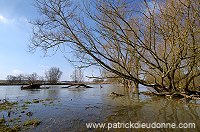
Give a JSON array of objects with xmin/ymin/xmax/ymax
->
[
  {"xmin": 21, "ymin": 84, "xmax": 41, "ymax": 90},
  {"xmin": 179, "ymin": 93, "xmax": 200, "ymax": 100},
  {"xmin": 75, "ymin": 84, "xmax": 93, "ymax": 88},
  {"xmin": 62, "ymin": 84, "xmax": 93, "ymax": 89},
  {"xmin": 141, "ymin": 91, "xmax": 200, "ymax": 100},
  {"xmin": 110, "ymin": 92, "xmax": 125, "ymax": 97}
]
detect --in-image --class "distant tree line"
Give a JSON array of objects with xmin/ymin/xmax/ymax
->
[
  {"xmin": 7, "ymin": 72, "xmax": 42, "ymax": 84},
  {"xmin": 6, "ymin": 67, "xmax": 62, "ymax": 84},
  {"xmin": 93, "ymin": 79, "xmax": 104, "ymax": 83}
]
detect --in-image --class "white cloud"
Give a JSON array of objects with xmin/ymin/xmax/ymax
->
[
  {"xmin": 38, "ymin": 64, "xmax": 49, "ymax": 69},
  {"xmin": 0, "ymin": 14, "xmax": 29, "ymax": 26},
  {"xmin": 12, "ymin": 69, "xmax": 24, "ymax": 75},
  {"xmin": 38, "ymin": 64, "xmax": 49, "ymax": 74},
  {"xmin": 0, "ymin": 14, "xmax": 16, "ymax": 24},
  {"xmin": 0, "ymin": 15, "xmax": 8, "ymax": 23}
]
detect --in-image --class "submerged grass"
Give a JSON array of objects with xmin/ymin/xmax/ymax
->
[
  {"xmin": 0, "ymin": 125, "xmax": 20, "ymax": 132},
  {"xmin": 0, "ymin": 98, "xmax": 56, "ymax": 131},
  {"xmin": 0, "ymin": 100, "xmax": 18, "ymax": 111},
  {"xmin": 24, "ymin": 101, "xmax": 32, "ymax": 104},
  {"xmin": 0, "ymin": 117, "xmax": 6, "ymax": 124},
  {"xmin": 0, "ymin": 98, "xmax": 43, "ymax": 131},
  {"xmin": 23, "ymin": 119, "xmax": 41, "ymax": 127},
  {"xmin": 0, "ymin": 117, "xmax": 41, "ymax": 131},
  {"xmin": 0, "ymin": 117, "xmax": 21, "ymax": 132}
]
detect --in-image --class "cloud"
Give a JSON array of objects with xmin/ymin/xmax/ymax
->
[
  {"xmin": 38, "ymin": 64, "xmax": 49, "ymax": 69},
  {"xmin": 0, "ymin": 14, "xmax": 16, "ymax": 24},
  {"xmin": 38, "ymin": 64, "xmax": 49, "ymax": 74},
  {"xmin": 0, "ymin": 14, "xmax": 29, "ymax": 26},
  {"xmin": 12, "ymin": 69, "xmax": 24, "ymax": 75},
  {"xmin": 0, "ymin": 15, "xmax": 8, "ymax": 24}
]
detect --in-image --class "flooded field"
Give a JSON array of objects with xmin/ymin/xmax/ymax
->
[{"xmin": 0, "ymin": 84, "xmax": 199, "ymax": 131}]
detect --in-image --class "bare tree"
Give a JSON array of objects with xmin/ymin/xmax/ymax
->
[
  {"xmin": 6, "ymin": 74, "xmax": 26, "ymax": 84},
  {"xmin": 7, "ymin": 75, "xmax": 16, "ymax": 84},
  {"xmin": 30, "ymin": 0, "xmax": 200, "ymax": 93},
  {"xmin": 26, "ymin": 72, "xmax": 38, "ymax": 84},
  {"xmin": 70, "ymin": 67, "xmax": 84, "ymax": 83},
  {"xmin": 37, "ymin": 76, "xmax": 45, "ymax": 84},
  {"xmin": 45, "ymin": 67, "xmax": 62, "ymax": 84}
]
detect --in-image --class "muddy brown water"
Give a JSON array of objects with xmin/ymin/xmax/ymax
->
[{"xmin": 0, "ymin": 84, "xmax": 199, "ymax": 131}]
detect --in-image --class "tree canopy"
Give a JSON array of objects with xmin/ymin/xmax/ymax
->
[
  {"xmin": 30, "ymin": 0, "xmax": 200, "ymax": 93},
  {"xmin": 45, "ymin": 67, "xmax": 62, "ymax": 84}
]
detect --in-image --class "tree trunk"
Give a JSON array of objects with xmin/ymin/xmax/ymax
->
[{"xmin": 133, "ymin": 81, "xmax": 139, "ymax": 94}]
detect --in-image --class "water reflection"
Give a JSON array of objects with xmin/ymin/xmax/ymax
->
[
  {"xmin": 105, "ymin": 96, "xmax": 200, "ymax": 131},
  {"xmin": 26, "ymin": 90, "xmax": 41, "ymax": 95}
]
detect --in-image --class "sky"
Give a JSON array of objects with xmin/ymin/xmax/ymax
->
[{"xmin": 0, "ymin": 0, "xmax": 99, "ymax": 81}]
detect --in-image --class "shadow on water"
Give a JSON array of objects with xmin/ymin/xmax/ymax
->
[{"xmin": 0, "ymin": 84, "xmax": 199, "ymax": 131}]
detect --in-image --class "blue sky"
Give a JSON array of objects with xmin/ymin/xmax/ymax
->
[{"xmin": 0, "ymin": 0, "xmax": 99, "ymax": 81}]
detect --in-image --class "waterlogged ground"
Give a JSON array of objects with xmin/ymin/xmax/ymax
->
[{"xmin": 0, "ymin": 84, "xmax": 200, "ymax": 131}]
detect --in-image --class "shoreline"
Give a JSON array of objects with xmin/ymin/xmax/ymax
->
[{"xmin": 0, "ymin": 81, "xmax": 111, "ymax": 86}]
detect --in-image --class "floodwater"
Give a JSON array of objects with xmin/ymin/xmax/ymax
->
[{"xmin": 0, "ymin": 84, "xmax": 199, "ymax": 131}]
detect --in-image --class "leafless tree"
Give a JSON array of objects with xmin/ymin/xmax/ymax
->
[
  {"xmin": 7, "ymin": 75, "xmax": 16, "ymax": 84},
  {"xmin": 30, "ymin": 0, "xmax": 200, "ymax": 93},
  {"xmin": 6, "ymin": 74, "xmax": 25, "ymax": 84},
  {"xmin": 45, "ymin": 67, "xmax": 62, "ymax": 83},
  {"xmin": 70, "ymin": 67, "xmax": 84, "ymax": 83},
  {"xmin": 26, "ymin": 72, "xmax": 38, "ymax": 84}
]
